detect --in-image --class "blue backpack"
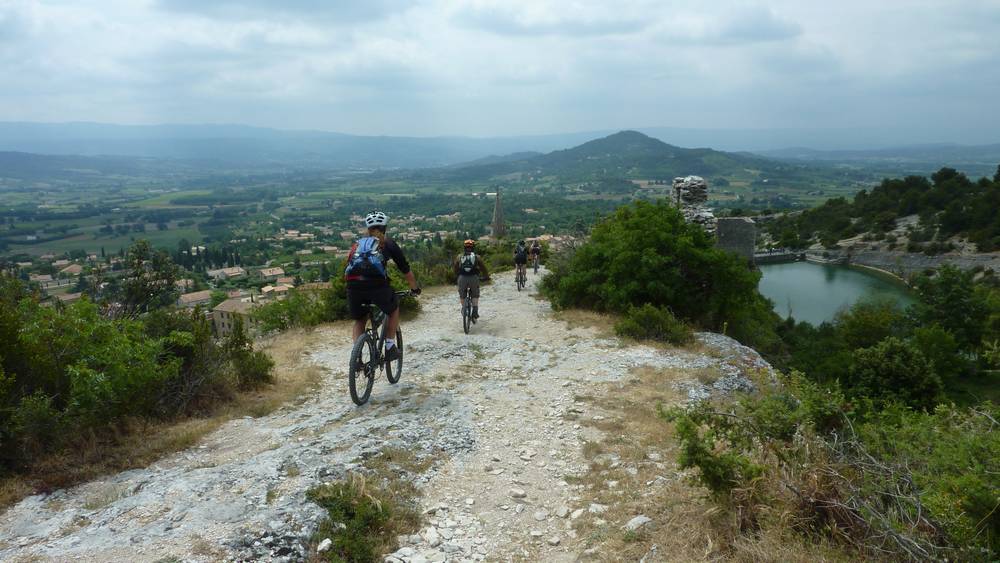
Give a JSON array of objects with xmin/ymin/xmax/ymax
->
[{"xmin": 345, "ymin": 237, "xmax": 387, "ymax": 279}]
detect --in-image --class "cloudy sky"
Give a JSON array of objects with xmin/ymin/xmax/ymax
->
[{"xmin": 1, "ymin": 0, "xmax": 998, "ymax": 140}]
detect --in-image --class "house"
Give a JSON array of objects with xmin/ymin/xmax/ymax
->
[
  {"xmin": 212, "ymin": 298, "xmax": 259, "ymax": 337},
  {"xmin": 178, "ymin": 289, "xmax": 214, "ymax": 308},
  {"xmin": 257, "ymin": 267, "xmax": 285, "ymax": 282},
  {"xmin": 175, "ymin": 278, "xmax": 195, "ymax": 291},
  {"xmin": 276, "ymin": 276, "xmax": 295, "ymax": 285},
  {"xmin": 59, "ymin": 264, "xmax": 83, "ymax": 277},
  {"xmin": 29, "ymin": 273, "xmax": 53, "ymax": 283},
  {"xmin": 52, "ymin": 259, "xmax": 71, "ymax": 268},
  {"xmin": 261, "ymin": 284, "xmax": 292, "ymax": 300},
  {"xmin": 206, "ymin": 266, "xmax": 247, "ymax": 281}
]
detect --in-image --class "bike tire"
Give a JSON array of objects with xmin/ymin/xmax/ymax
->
[
  {"xmin": 463, "ymin": 301, "xmax": 471, "ymax": 334},
  {"xmin": 386, "ymin": 328, "xmax": 403, "ymax": 384},
  {"xmin": 349, "ymin": 333, "xmax": 376, "ymax": 405}
]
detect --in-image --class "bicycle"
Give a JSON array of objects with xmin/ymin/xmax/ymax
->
[
  {"xmin": 461, "ymin": 277, "xmax": 488, "ymax": 334},
  {"xmin": 348, "ymin": 290, "xmax": 410, "ymax": 406},
  {"xmin": 532, "ymin": 254, "xmax": 540, "ymax": 274},
  {"xmin": 516, "ymin": 266, "xmax": 526, "ymax": 291}
]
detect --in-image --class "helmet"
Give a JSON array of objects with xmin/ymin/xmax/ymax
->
[
  {"xmin": 464, "ymin": 239, "xmax": 475, "ymax": 247},
  {"xmin": 364, "ymin": 211, "xmax": 388, "ymax": 228}
]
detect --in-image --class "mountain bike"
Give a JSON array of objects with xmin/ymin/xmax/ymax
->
[
  {"xmin": 532, "ymin": 254, "xmax": 540, "ymax": 274},
  {"xmin": 461, "ymin": 277, "xmax": 488, "ymax": 334},
  {"xmin": 516, "ymin": 266, "xmax": 526, "ymax": 291},
  {"xmin": 348, "ymin": 290, "xmax": 410, "ymax": 406}
]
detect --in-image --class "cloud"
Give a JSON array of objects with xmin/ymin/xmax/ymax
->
[
  {"xmin": 155, "ymin": 0, "xmax": 413, "ymax": 23},
  {"xmin": 452, "ymin": 1, "xmax": 650, "ymax": 36}
]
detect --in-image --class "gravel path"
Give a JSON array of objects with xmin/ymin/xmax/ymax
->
[{"xmin": 0, "ymin": 269, "xmax": 771, "ymax": 562}]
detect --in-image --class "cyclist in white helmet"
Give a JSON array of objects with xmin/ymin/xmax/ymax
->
[{"xmin": 344, "ymin": 211, "xmax": 420, "ymax": 361}]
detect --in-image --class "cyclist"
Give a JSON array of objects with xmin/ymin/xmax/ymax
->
[
  {"xmin": 453, "ymin": 239, "xmax": 489, "ymax": 319},
  {"xmin": 513, "ymin": 240, "xmax": 529, "ymax": 281},
  {"xmin": 344, "ymin": 211, "xmax": 420, "ymax": 362},
  {"xmin": 529, "ymin": 240, "xmax": 541, "ymax": 271}
]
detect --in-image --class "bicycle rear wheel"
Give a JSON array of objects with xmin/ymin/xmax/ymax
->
[
  {"xmin": 349, "ymin": 333, "xmax": 376, "ymax": 405},
  {"xmin": 463, "ymin": 299, "xmax": 471, "ymax": 334},
  {"xmin": 386, "ymin": 328, "xmax": 403, "ymax": 384}
]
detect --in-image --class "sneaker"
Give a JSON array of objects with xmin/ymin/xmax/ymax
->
[
  {"xmin": 472, "ymin": 307, "xmax": 479, "ymax": 319},
  {"xmin": 384, "ymin": 345, "xmax": 402, "ymax": 362}
]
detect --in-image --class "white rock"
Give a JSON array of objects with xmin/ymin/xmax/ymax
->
[
  {"xmin": 555, "ymin": 506, "xmax": 570, "ymax": 518},
  {"xmin": 465, "ymin": 498, "xmax": 475, "ymax": 506},
  {"xmin": 421, "ymin": 527, "xmax": 441, "ymax": 547},
  {"xmin": 509, "ymin": 488, "xmax": 527, "ymax": 499},
  {"xmin": 588, "ymin": 503, "xmax": 608, "ymax": 514},
  {"xmin": 570, "ymin": 508, "xmax": 585, "ymax": 520},
  {"xmin": 317, "ymin": 538, "xmax": 333, "ymax": 552},
  {"xmin": 623, "ymin": 515, "xmax": 652, "ymax": 531},
  {"xmin": 530, "ymin": 530, "xmax": 544, "ymax": 538},
  {"xmin": 547, "ymin": 536, "xmax": 561, "ymax": 546},
  {"xmin": 533, "ymin": 510, "xmax": 549, "ymax": 521}
]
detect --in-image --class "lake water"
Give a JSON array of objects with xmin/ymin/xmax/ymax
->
[{"xmin": 758, "ymin": 261, "xmax": 914, "ymax": 325}]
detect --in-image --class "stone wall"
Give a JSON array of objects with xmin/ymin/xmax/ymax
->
[
  {"xmin": 824, "ymin": 249, "xmax": 1000, "ymax": 278},
  {"xmin": 715, "ymin": 217, "xmax": 756, "ymax": 263}
]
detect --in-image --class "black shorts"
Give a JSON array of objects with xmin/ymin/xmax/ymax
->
[
  {"xmin": 514, "ymin": 256, "xmax": 528, "ymax": 265},
  {"xmin": 347, "ymin": 286, "xmax": 398, "ymax": 320}
]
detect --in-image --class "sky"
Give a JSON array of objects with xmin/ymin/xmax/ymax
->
[{"xmin": 1, "ymin": 0, "xmax": 999, "ymax": 141}]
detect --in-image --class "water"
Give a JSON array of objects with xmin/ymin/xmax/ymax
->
[{"xmin": 758, "ymin": 261, "xmax": 914, "ymax": 325}]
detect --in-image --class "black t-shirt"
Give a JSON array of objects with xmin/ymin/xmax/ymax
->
[{"xmin": 345, "ymin": 237, "xmax": 410, "ymax": 289}]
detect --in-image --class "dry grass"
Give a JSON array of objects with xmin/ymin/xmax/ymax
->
[
  {"xmin": 568, "ymin": 366, "xmax": 852, "ymax": 562},
  {"xmin": 0, "ymin": 326, "xmax": 327, "ymax": 512},
  {"xmin": 552, "ymin": 309, "xmax": 617, "ymax": 338}
]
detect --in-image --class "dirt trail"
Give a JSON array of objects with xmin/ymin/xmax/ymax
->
[{"xmin": 0, "ymin": 269, "xmax": 769, "ymax": 562}]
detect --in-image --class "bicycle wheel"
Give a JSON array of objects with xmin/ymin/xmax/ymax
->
[
  {"xmin": 349, "ymin": 333, "xmax": 376, "ymax": 405},
  {"xmin": 533, "ymin": 259, "xmax": 538, "ymax": 274},
  {"xmin": 463, "ymin": 299, "xmax": 471, "ymax": 334},
  {"xmin": 386, "ymin": 328, "xmax": 403, "ymax": 384}
]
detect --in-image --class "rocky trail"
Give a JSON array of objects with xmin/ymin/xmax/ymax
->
[{"xmin": 0, "ymin": 270, "xmax": 771, "ymax": 563}]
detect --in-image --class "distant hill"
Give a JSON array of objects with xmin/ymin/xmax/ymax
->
[
  {"xmin": 757, "ymin": 143, "xmax": 1000, "ymax": 178},
  {"xmin": 424, "ymin": 130, "xmax": 799, "ymax": 182},
  {"xmin": 0, "ymin": 122, "xmax": 601, "ymax": 170}
]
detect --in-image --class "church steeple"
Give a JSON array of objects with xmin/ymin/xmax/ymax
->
[{"xmin": 491, "ymin": 187, "xmax": 508, "ymax": 239}]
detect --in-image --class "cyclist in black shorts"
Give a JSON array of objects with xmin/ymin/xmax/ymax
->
[
  {"xmin": 344, "ymin": 211, "xmax": 420, "ymax": 361},
  {"xmin": 513, "ymin": 240, "xmax": 529, "ymax": 278},
  {"xmin": 454, "ymin": 239, "xmax": 490, "ymax": 319}
]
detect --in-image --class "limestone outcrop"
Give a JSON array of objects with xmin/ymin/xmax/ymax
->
[{"xmin": 673, "ymin": 175, "xmax": 716, "ymax": 234}]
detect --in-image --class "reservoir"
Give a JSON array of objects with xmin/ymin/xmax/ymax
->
[{"xmin": 758, "ymin": 261, "xmax": 914, "ymax": 325}]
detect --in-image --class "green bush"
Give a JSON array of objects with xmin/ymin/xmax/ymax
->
[
  {"xmin": 541, "ymin": 200, "xmax": 779, "ymax": 350},
  {"xmin": 848, "ymin": 337, "xmax": 942, "ymax": 411},
  {"xmin": 225, "ymin": 317, "xmax": 274, "ymax": 390},
  {"xmin": 614, "ymin": 303, "xmax": 693, "ymax": 345}
]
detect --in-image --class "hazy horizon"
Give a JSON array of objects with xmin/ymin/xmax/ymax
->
[{"xmin": 1, "ymin": 1, "xmax": 999, "ymax": 143}]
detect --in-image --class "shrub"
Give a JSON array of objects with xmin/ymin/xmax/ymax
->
[
  {"xmin": 848, "ymin": 337, "xmax": 942, "ymax": 411},
  {"xmin": 225, "ymin": 317, "xmax": 274, "ymax": 390},
  {"xmin": 614, "ymin": 304, "xmax": 693, "ymax": 345},
  {"xmin": 541, "ymin": 200, "xmax": 779, "ymax": 349}
]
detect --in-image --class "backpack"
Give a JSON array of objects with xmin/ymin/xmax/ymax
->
[
  {"xmin": 459, "ymin": 253, "xmax": 477, "ymax": 275},
  {"xmin": 514, "ymin": 246, "xmax": 527, "ymax": 260},
  {"xmin": 345, "ymin": 236, "xmax": 387, "ymax": 279}
]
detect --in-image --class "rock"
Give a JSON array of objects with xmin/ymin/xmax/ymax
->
[
  {"xmin": 395, "ymin": 547, "xmax": 416, "ymax": 557},
  {"xmin": 533, "ymin": 510, "xmax": 549, "ymax": 521},
  {"xmin": 509, "ymin": 488, "xmax": 527, "ymax": 499},
  {"xmin": 646, "ymin": 452, "xmax": 662, "ymax": 462},
  {"xmin": 465, "ymin": 498, "xmax": 475, "ymax": 506},
  {"xmin": 623, "ymin": 515, "xmax": 652, "ymax": 531},
  {"xmin": 317, "ymin": 538, "xmax": 333, "ymax": 553},
  {"xmin": 530, "ymin": 530, "xmax": 544, "ymax": 538},
  {"xmin": 588, "ymin": 503, "xmax": 608, "ymax": 514},
  {"xmin": 547, "ymin": 536, "xmax": 561, "ymax": 546},
  {"xmin": 555, "ymin": 506, "xmax": 570, "ymax": 518},
  {"xmin": 570, "ymin": 508, "xmax": 585, "ymax": 520},
  {"xmin": 421, "ymin": 527, "xmax": 441, "ymax": 547}
]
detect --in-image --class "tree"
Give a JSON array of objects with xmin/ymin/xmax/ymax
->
[
  {"xmin": 101, "ymin": 240, "xmax": 180, "ymax": 320},
  {"xmin": 848, "ymin": 337, "xmax": 942, "ymax": 410},
  {"xmin": 320, "ymin": 262, "xmax": 331, "ymax": 282},
  {"xmin": 912, "ymin": 266, "xmax": 987, "ymax": 351}
]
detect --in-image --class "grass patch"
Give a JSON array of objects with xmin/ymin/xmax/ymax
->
[
  {"xmin": 308, "ymin": 447, "xmax": 430, "ymax": 562},
  {"xmin": 0, "ymin": 327, "xmax": 325, "ymax": 511}
]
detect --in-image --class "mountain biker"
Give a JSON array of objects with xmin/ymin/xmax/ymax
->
[
  {"xmin": 344, "ymin": 211, "xmax": 420, "ymax": 362},
  {"xmin": 513, "ymin": 240, "xmax": 528, "ymax": 280},
  {"xmin": 529, "ymin": 240, "xmax": 541, "ymax": 268},
  {"xmin": 453, "ymin": 239, "xmax": 489, "ymax": 319}
]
